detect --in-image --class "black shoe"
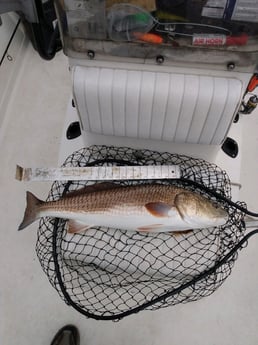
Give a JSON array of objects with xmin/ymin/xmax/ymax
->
[{"xmin": 50, "ymin": 325, "xmax": 80, "ymax": 345}]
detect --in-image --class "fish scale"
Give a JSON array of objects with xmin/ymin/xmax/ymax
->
[{"xmin": 42, "ymin": 184, "xmax": 177, "ymax": 215}]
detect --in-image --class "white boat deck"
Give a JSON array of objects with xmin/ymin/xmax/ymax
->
[{"xmin": 1, "ymin": 24, "xmax": 258, "ymax": 345}]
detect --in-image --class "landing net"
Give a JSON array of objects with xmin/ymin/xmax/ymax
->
[{"xmin": 36, "ymin": 145, "xmax": 246, "ymax": 320}]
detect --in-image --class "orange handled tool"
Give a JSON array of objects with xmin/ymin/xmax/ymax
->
[
  {"xmin": 247, "ymin": 74, "xmax": 258, "ymax": 92},
  {"xmin": 133, "ymin": 32, "xmax": 163, "ymax": 44}
]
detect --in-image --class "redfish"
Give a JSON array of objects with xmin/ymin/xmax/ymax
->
[{"xmin": 18, "ymin": 183, "xmax": 227, "ymax": 233}]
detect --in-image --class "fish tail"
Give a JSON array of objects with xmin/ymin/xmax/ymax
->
[{"xmin": 18, "ymin": 191, "xmax": 43, "ymax": 230}]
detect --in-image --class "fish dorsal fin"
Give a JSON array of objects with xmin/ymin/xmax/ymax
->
[
  {"xmin": 67, "ymin": 220, "xmax": 94, "ymax": 234},
  {"xmin": 65, "ymin": 182, "xmax": 119, "ymax": 198},
  {"xmin": 145, "ymin": 202, "xmax": 172, "ymax": 217}
]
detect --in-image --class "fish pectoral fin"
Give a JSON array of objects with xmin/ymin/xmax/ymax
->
[
  {"xmin": 145, "ymin": 202, "xmax": 173, "ymax": 217},
  {"xmin": 67, "ymin": 220, "xmax": 94, "ymax": 234}
]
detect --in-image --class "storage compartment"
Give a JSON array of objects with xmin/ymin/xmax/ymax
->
[{"xmin": 54, "ymin": 0, "xmax": 258, "ymax": 70}]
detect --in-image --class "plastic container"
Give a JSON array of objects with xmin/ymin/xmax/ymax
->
[{"xmin": 54, "ymin": 0, "xmax": 258, "ymax": 66}]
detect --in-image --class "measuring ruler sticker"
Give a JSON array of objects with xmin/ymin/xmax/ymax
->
[{"xmin": 16, "ymin": 165, "xmax": 181, "ymax": 182}]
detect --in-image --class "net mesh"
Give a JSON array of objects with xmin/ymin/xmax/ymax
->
[{"xmin": 36, "ymin": 145, "xmax": 246, "ymax": 320}]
